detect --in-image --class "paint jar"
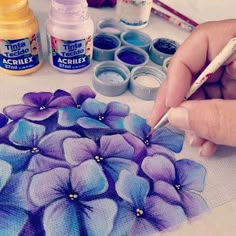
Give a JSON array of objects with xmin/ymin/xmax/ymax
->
[
  {"xmin": 162, "ymin": 56, "xmax": 172, "ymax": 73},
  {"xmin": 114, "ymin": 46, "xmax": 149, "ymax": 70},
  {"xmin": 46, "ymin": 0, "xmax": 94, "ymax": 73},
  {"xmin": 0, "ymin": 0, "xmax": 43, "ymax": 76},
  {"xmin": 120, "ymin": 30, "xmax": 152, "ymax": 52},
  {"xmin": 93, "ymin": 33, "xmax": 121, "ymax": 61},
  {"xmin": 116, "ymin": 0, "xmax": 153, "ymax": 29},
  {"xmin": 93, "ymin": 61, "xmax": 130, "ymax": 97},
  {"xmin": 129, "ymin": 65, "xmax": 166, "ymax": 100},
  {"xmin": 96, "ymin": 18, "xmax": 125, "ymax": 37},
  {"xmin": 149, "ymin": 38, "xmax": 179, "ymax": 65}
]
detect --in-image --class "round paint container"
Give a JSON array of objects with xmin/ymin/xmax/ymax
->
[
  {"xmin": 93, "ymin": 61, "xmax": 130, "ymax": 97},
  {"xmin": 93, "ymin": 33, "xmax": 121, "ymax": 61},
  {"xmin": 114, "ymin": 46, "xmax": 149, "ymax": 70},
  {"xmin": 120, "ymin": 30, "xmax": 152, "ymax": 52},
  {"xmin": 149, "ymin": 38, "xmax": 179, "ymax": 65},
  {"xmin": 129, "ymin": 65, "xmax": 166, "ymax": 100},
  {"xmin": 162, "ymin": 56, "xmax": 172, "ymax": 73},
  {"xmin": 96, "ymin": 18, "xmax": 125, "ymax": 37}
]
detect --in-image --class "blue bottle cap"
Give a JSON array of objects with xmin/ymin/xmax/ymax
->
[
  {"xmin": 149, "ymin": 38, "xmax": 179, "ymax": 65},
  {"xmin": 120, "ymin": 30, "xmax": 152, "ymax": 52},
  {"xmin": 93, "ymin": 33, "xmax": 121, "ymax": 61},
  {"xmin": 114, "ymin": 46, "xmax": 149, "ymax": 70},
  {"xmin": 93, "ymin": 61, "xmax": 130, "ymax": 97},
  {"xmin": 129, "ymin": 65, "xmax": 166, "ymax": 100}
]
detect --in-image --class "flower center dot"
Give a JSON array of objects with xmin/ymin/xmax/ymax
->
[
  {"xmin": 69, "ymin": 193, "xmax": 78, "ymax": 200},
  {"xmin": 94, "ymin": 155, "xmax": 104, "ymax": 163},
  {"xmin": 143, "ymin": 138, "xmax": 150, "ymax": 146},
  {"xmin": 175, "ymin": 184, "xmax": 181, "ymax": 190},
  {"xmin": 31, "ymin": 147, "xmax": 40, "ymax": 154},
  {"xmin": 39, "ymin": 106, "xmax": 46, "ymax": 111},
  {"xmin": 77, "ymin": 104, "xmax": 81, "ymax": 109},
  {"xmin": 135, "ymin": 208, "xmax": 144, "ymax": 217},
  {"xmin": 98, "ymin": 115, "xmax": 105, "ymax": 121}
]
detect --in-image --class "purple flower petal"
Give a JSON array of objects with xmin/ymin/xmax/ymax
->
[
  {"xmin": 39, "ymin": 130, "xmax": 80, "ymax": 160},
  {"xmin": 53, "ymin": 89, "xmax": 71, "ymax": 97},
  {"xmin": 130, "ymin": 218, "xmax": 157, "ymax": 236},
  {"xmin": 0, "ymin": 113, "xmax": 8, "ymax": 128},
  {"xmin": 48, "ymin": 95, "xmax": 75, "ymax": 108},
  {"xmin": 71, "ymin": 86, "xmax": 96, "ymax": 106},
  {"xmin": 124, "ymin": 114, "xmax": 150, "ymax": 140},
  {"xmin": 106, "ymin": 102, "xmax": 129, "ymax": 116},
  {"xmin": 175, "ymin": 159, "xmax": 207, "ymax": 192},
  {"xmin": 10, "ymin": 119, "xmax": 45, "ymax": 147},
  {"xmin": 0, "ymin": 160, "xmax": 12, "ymax": 191},
  {"xmin": 154, "ymin": 180, "xmax": 181, "ymax": 204},
  {"xmin": 29, "ymin": 167, "xmax": 70, "ymax": 207},
  {"xmin": 147, "ymin": 144, "xmax": 177, "ymax": 159},
  {"xmin": 141, "ymin": 155, "xmax": 175, "ymax": 183},
  {"xmin": 179, "ymin": 190, "xmax": 209, "ymax": 218},
  {"xmin": 81, "ymin": 98, "xmax": 107, "ymax": 117},
  {"xmin": 151, "ymin": 127, "xmax": 184, "ymax": 153},
  {"xmin": 144, "ymin": 196, "xmax": 187, "ymax": 230},
  {"xmin": 105, "ymin": 158, "xmax": 138, "ymax": 181},
  {"xmin": 3, "ymin": 105, "xmax": 35, "ymax": 120},
  {"xmin": 116, "ymin": 170, "xmax": 149, "ymax": 208},
  {"xmin": 43, "ymin": 199, "xmax": 80, "ymax": 236},
  {"xmin": 71, "ymin": 160, "xmax": 108, "ymax": 198},
  {"xmin": 24, "ymin": 108, "xmax": 58, "ymax": 121},
  {"xmin": 100, "ymin": 134, "xmax": 134, "ymax": 159},
  {"xmin": 23, "ymin": 92, "xmax": 53, "ymax": 106},
  {"xmin": 64, "ymin": 137, "xmax": 97, "ymax": 165},
  {"xmin": 83, "ymin": 199, "xmax": 117, "ymax": 236},
  {"xmin": 104, "ymin": 116, "xmax": 126, "ymax": 130}
]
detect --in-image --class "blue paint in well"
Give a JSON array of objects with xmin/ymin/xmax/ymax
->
[
  {"xmin": 94, "ymin": 34, "xmax": 119, "ymax": 50},
  {"xmin": 126, "ymin": 39, "xmax": 145, "ymax": 46},
  {"xmin": 117, "ymin": 49, "xmax": 146, "ymax": 65}
]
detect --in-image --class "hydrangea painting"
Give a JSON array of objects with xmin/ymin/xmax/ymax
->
[{"xmin": 0, "ymin": 86, "xmax": 208, "ymax": 236}]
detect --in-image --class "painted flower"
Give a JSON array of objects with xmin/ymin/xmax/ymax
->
[
  {"xmin": 64, "ymin": 134, "xmax": 138, "ymax": 182},
  {"xmin": 0, "ymin": 113, "xmax": 8, "ymax": 128},
  {"xmin": 110, "ymin": 170, "xmax": 186, "ymax": 236},
  {"xmin": 29, "ymin": 160, "xmax": 117, "ymax": 236},
  {"xmin": 123, "ymin": 114, "xmax": 184, "ymax": 156},
  {"xmin": 0, "ymin": 160, "xmax": 28, "ymax": 235},
  {"xmin": 142, "ymin": 155, "xmax": 209, "ymax": 218},
  {"xmin": 3, "ymin": 90, "xmax": 74, "ymax": 121},
  {"xmin": 0, "ymin": 119, "xmax": 79, "ymax": 172}
]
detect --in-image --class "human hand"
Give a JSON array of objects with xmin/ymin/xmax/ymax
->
[{"xmin": 148, "ymin": 19, "xmax": 236, "ymax": 157}]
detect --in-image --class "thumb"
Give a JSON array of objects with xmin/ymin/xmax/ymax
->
[{"xmin": 168, "ymin": 99, "xmax": 236, "ymax": 146}]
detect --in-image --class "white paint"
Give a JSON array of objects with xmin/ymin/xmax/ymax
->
[
  {"xmin": 98, "ymin": 71, "xmax": 124, "ymax": 84},
  {"xmin": 101, "ymin": 27, "xmax": 121, "ymax": 35},
  {"xmin": 135, "ymin": 75, "xmax": 160, "ymax": 88}
]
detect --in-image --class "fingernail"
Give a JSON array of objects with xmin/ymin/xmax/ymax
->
[{"xmin": 168, "ymin": 107, "xmax": 191, "ymax": 130}]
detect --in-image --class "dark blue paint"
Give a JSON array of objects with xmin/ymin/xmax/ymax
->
[
  {"xmin": 154, "ymin": 38, "xmax": 177, "ymax": 54},
  {"xmin": 117, "ymin": 49, "xmax": 145, "ymax": 65},
  {"xmin": 94, "ymin": 35, "xmax": 119, "ymax": 50}
]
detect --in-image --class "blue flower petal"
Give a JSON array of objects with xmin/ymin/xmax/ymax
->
[
  {"xmin": 124, "ymin": 114, "xmax": 150, "ymax": 140},
  {"xmin": 10, "ymin": 119, "xmax": 46, "ymax": 147},
  {"xmin": 58, "ymin": 107, "xmax": 87, "ymax": 127},
  {"xmin": 71, "ymin": 160, "xmax": 108, "ymax": 198},
  {"xmin": 151, "ymin": 127, "xmax": 184, "ymax": 153},
  {"xmin": 39, "ymin": 130, "xmax": 80, "ymax": 160},
  {"xmin": 109, "ymin": 201, "xmax": 135, "ymax": 236},
  {"xmin": 0, "ymin": 205, "xmax": 28, "ymax": 236},
  {"xmin": 104, "ymin": 116, "xmax": 126, "ymax": 130},
  {"xmin": 43, "ymin": 199, "xmax": 81, "ymax": 236},
  {"xmin": 106, "ymin": 102, "xmax": 129, "ymax": 117},
  {"xmin": 81, "ymin": 98, "xmax": 107, "ymax": 117},
  {"xmin": 100, "ymin": 134, "xmax": 134, "ymax": 159},
  {"xmin": 175, "ymin": 159, "xmax": 207, "ymax": 192},
  {"xmin": 83, "ymin": 199, "xmax": 117, "ymax": 236},
  {"xmin": 77, "ymin": 117, "xmax": 110, "ymax": 129},
  {"xmin": 64, "ymin": 137, "xmax": 97, "ymax": 166},
  {"xmin": 0, "ymin": 144, "xmax": 32, "ymax": 173},
  {"xmin": 0, "ymin": 160, "xmax": 12, "ymax": 191},
  {"xmin": 116, "ymin": 170, "xmax": 149, "ymax": 209},
  {"xmin": 105, "ymin": 158, "xmax": 139, "ymax": 181},
  {"xmin": 179, "ymin": 190, "xmax": 209, "ymax": 218},
  {"xmin": 144, "ymin": 196, "xmax": 187, "ymax": 230},
  {"xmin": 29, "ymin": 167, "xmax": 70, "ymax": 207}
]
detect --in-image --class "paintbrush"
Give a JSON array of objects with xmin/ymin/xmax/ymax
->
[{"xmin": 151, "ymin": 35, "xmax": 236, "ymax": 133}]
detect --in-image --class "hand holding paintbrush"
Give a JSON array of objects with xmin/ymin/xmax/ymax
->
[{"xmin": 148, "ymin": 20, "xmax": 236, "ymax": 156}]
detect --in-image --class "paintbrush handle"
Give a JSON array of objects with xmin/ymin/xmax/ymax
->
[{"xmin": 153, "ymin": 36, "xmax": 236, "ymax": 131}]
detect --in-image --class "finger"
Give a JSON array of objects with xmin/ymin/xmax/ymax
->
[
  {"xmin": 185, "ymin": 131, "xmax": 205, "ymax": 147},
  {"xmin": 167, "ymin": 99, "xmax": 236, "ymax": 146},
  {"xmin": 199, "ymin": 141, "xmax": 218, "ymax": 157},
  {"xmin": 147, "ymin": 80, "xmax": 169, "ymax": 127}
]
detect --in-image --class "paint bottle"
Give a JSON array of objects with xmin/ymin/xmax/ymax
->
[
  {"xmin": 47, "ymin": 0, "xmax": 94, "ymax": 73},
  {"xmin": 0, "ymin": 0, "xmax": 43, "ymax": 76},
  {"xmin": 116, "ymin": 0, "xmax": 153, "ymax": 29}
]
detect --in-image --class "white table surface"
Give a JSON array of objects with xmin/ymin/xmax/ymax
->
[{"xmin": 0, "ymin": 1, "xmax": 236, "ymax": 235}]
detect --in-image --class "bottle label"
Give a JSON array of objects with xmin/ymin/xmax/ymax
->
[
  {"xmin": 48, "ymin": 35, "xmax": 92, "ymax": 70},
  {"xmin": 0, "ymin": 33, "xmax": 42, "ymax": 71}
]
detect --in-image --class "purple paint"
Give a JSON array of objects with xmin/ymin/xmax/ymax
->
[
  {"xmin": 154, "ymin": 38, "xmax": 177, "ymax": 54},
  {"xmin": 117, "ymin": 49, "xmax": 146, "ymax": 65},
  {"xmin": 94, "ymin": 35, "xmax": 119, "ymax": 50}
]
